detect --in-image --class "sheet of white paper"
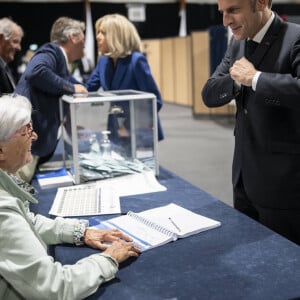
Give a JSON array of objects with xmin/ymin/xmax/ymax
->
[
  {"xmin": 49, "ymin": 183, "xmax": 120, "ymax": 217},
  {"xmin": 138, "ymin": 203, "xmax": 221, "ymax": 238},
  {"xmin": 95, "ymin": 170, "xmax": 166, "ymax": 196}
]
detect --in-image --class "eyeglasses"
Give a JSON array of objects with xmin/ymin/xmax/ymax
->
[
  {"xmin": 19, "ymin": 121, "xmax": 34, "ymax": 139},
  {"xmin": 8, "ymin": 121, "xmax": 34, "ymax": 141}
]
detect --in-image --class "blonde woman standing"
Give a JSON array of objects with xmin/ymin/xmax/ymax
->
[{"xmin": 85, "ymin": 14, "xmax": 164, "ymax": 145}]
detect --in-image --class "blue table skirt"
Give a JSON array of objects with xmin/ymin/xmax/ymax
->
[{"xmin": 31, "ymin": 167, "xmax": 300, "ymax": 300}]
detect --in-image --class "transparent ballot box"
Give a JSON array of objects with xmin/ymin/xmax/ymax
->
[{"xmin": 59, "ymin": 90, "xmax": 158, "ymax": 184}]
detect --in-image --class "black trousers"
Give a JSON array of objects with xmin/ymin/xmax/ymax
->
[{"xmin": 234, "ymin": 175, "xmax": 300, "ymax": 245}]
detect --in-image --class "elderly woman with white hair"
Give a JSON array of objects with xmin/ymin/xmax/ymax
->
[{"xmin": 0, "ymin": 94, "xmax": 140, "ymax": 299}]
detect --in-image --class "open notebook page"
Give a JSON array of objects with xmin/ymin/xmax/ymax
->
[{"xmin": 138, "ymin": 203, "xmax": 221, "ymax": 238}]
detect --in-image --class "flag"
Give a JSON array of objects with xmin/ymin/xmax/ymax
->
[
  {"xmin": 84, "ymin": 0, "xmax": 95, "ymax": 68},
  {"xmin": 178, "ymin": 0, "xmax": 187, "ymax": 37}
]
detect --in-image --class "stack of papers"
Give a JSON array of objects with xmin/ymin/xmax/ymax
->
[
  {"xmin": 78, "ymin": 152, "xmax": 148, "ymax": 181},
  {"xmin": 94, "ymin": 169, "xmax": 167, "ymax": 196},
  {"xmin": 36, "ymin": 168, "xmax": 74, "ymax": 189}
]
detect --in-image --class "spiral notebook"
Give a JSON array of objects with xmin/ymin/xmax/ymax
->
[{"xmin": 101, "ymin": 203, "xmax": 221, "ymax": 251}]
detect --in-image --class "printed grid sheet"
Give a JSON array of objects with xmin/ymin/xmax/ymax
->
[{"xmin": 49, "ymin": 184, "xmax": 120, "ymax": 217}]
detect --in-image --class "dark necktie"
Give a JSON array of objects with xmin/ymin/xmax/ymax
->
[
  {"xmin": 5, "ymin": 65, "xmax": 16, "ymax": 89},
  {"xmin": 245, "ymin": 40, "xmax": 259, "ymax": 59}
]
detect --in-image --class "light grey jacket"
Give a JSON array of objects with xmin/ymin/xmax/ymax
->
[{"xmin": 0, "ymin": 169, "xmax": 118, "ymax": 300}]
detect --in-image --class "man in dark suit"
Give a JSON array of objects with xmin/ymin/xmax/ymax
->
[
  {"xmin": 0, "ymin": 18, "xmax": 23, "ymax": 94},
  {"xmin": 15, "ymin": 17, "xmax": 87, "ymax": 182},
  {"xmin": 202, "ymin": 0, "xmax": 300, "ymax": 244}
]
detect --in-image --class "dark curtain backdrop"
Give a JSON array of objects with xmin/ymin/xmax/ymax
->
[{"xmin": 0, "ymin": 1, "xmax": 299, "ymax": 77}]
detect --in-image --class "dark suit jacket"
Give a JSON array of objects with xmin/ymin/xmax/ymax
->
[
  {"xmin": 0, "ymin": 60, "xmax": 15, "ymax": 94},
  {"xmin": 202, "ymin": 14, "xmax": 300, "ymax": 209},
  {"xmin": 15, "ymin": 43, "xmax": 77, "ymax": 157},
  {"xmin": 85, "ymin": 52, "xmax": 164, "ymax": 141}
]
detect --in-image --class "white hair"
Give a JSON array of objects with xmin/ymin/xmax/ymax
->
[
  {"xmin": 0, "ymin": 17, "xmax": 23, "ymax": 40},
  {"xmin": 0, "ymin": 94, "xmax": 31, "ymax": 141}
]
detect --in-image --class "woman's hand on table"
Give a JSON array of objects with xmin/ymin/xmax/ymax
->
[{"xmin": 84, "ymin": 228, "xmax": 133, "ymax": 250}]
